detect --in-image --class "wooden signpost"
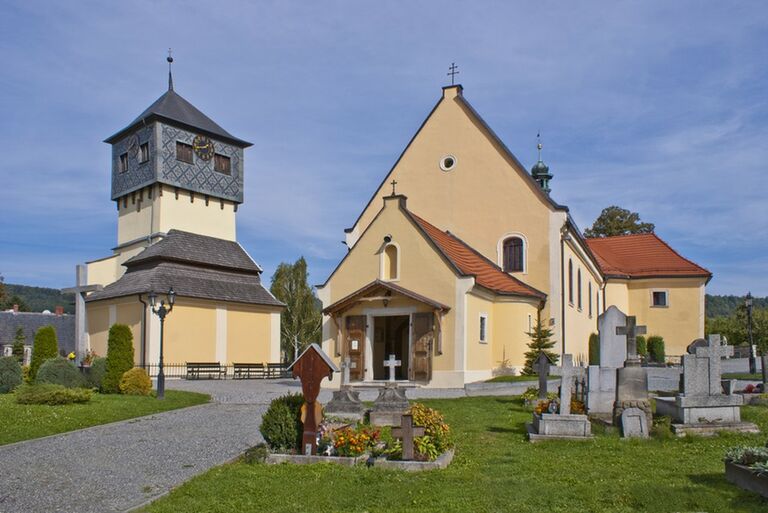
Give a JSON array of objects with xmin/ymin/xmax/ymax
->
[{"xmin": 288, "ymin": 343, "xmax": 339, "ymax": 455}]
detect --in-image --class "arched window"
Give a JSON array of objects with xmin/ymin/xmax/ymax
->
[
  {"xmin": 588, "ymin": 282, "xmax": 593, "ymax": 317},
  {"xmin": 568, "ymin": 259, "xmax": 574, "ymax": 305},
  {"xmin": 502, "ymin": 237, "xmax": 524, "ymax": 273},
  {"xmin": 577, "ymin": 269, "xmax": 582, "ymax": 310},
  {"xmin": 382, "ymin": 244, "xmax": 399, "ymax": 281}
]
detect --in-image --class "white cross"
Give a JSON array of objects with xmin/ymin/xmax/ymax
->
[{"xmin": 383, "ymin": 354, "xmax": 401, "ymax": 382}]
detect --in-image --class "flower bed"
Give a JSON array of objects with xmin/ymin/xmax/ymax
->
[{"xmin": 724, "ymin": 446, "xmax": 768, "ymax": 498}]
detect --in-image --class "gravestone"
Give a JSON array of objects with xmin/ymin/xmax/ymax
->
[
  {"xmin": 288, "ymin": 343, "xmax": 339, "ymax": 455},
  {"xmin": 370, "ymin": 383, "xmax": 410, "ymax": 426},
  {"xmin": 392, "ymin": 414, "xmax": 425, "ymax": 460},
  {"xmin": 612, "ymin": 316, "xmax": 652, "ymax": 430},
  {"xmin": 587, "ymin": 306, "xmax": 627, "ymax": 415},
  {"xmin": 616, "ymin": 316, "xmax": 646, "ymax": 366},
  {"xmin": 528, "ymin": 354, "xmax": 593, "ymax": 442},
  {"xmin": 535, "ymin": 352, "xmax": 551, "ymax": 400},
  {"xmin": 324, "ymin": 357, "xmax": 366, "ymax": 420},
  {"xmin": 620, "ymin": 407, "xmax": 649, "ymax": 438},
  {"xmin": 655, "ymin": 334, "xmax": 759, "ymax": 436}
]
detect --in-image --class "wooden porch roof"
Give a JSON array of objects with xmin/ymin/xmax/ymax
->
[{"xmin": 322, "ymin": 280, "xmax": 451, "ymax": 317}]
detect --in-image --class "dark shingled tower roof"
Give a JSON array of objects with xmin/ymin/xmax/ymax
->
[
  {"xmin": 104, "ymin": 89, "xmax": 252, "ymax": 147},
  {"xmin": 87, "ymin": 230, "xmax": 283, "ymax": 308}
]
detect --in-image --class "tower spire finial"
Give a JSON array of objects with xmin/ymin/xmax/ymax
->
[
  {"xmin": 537, "ymin": 131, "xmax": 543, "ymax": 161},
  {"xmin": 447, "ymin": 62, "xmax": 459, "ymax": 86},
  {"xmin": 167, "ymin": 48, "xmax": 174, "ymax": 91}
]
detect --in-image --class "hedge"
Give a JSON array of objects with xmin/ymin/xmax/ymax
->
[
  {"xmin": 103, "ymin": 324, "xmax": 135, "ymax": 394},
  {"xmin": 30, "ymin": 326, "xmax": 58, "ymax": 381}
]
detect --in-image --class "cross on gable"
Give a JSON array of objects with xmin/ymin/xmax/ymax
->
[
  {"xmin": 695, "ymin": 334, "xmax": 733, "ymax": 395},
  {"xmin": 390, "ymin": 180, "xmax": 398, "ymax": 196},
  {"xmin": 447, "ymin": 62, "xmax": 459, "ymax": 85},
  {"xmin": 383, "ymin": 354, "xmax": 401, "ymax": 382},
  {"xmin": 557, "ymin": 354, "xmax": 579, "ymax": 415},
  {"xmin": 535, "ymin": 352, "xmax": 551, "ymax": 400},
  {"xmin": 616, "ymin": 316, "xmax": 647, "ymax": 360},
  {"xmin": 392, "ymin": 414, "xmax": 425, "ymax": 460}
]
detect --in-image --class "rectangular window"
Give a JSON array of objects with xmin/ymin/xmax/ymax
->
[
  {"xmin": 176, "ymin": 142, "xmax": 193, "ymax": 163},
  {"xmin": 139, "ymin": 143, "xmax": 150, "ymax": 163},
  {"xmin": 214, "ymin": 153, "xmax": 231, "ymax": 175},
  {"xmin": 652, "ymin": 291, "xmax": 668, "ymax": 307},
  {"xmin": 479, "ymin": 314, "xmax": 488, "ymax": 343},
  {"xmin": 119, "ymin": 152, "xmax": 129, "ymax": 173}
]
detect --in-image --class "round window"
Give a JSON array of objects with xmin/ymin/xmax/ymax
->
[{"xmin": 439, "ymin": 155, "xmax": 457, "ymax": 171}]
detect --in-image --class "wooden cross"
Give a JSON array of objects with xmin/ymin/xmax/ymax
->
[
  {"xmin": 696, "ymin": 334, "xmax": 733, "ymax": 395},
  {"xmin": 390, "ymin": 179, "xmax": 398, "ymax": 196},
  {"xmin": 447, "ymin": 62, "xmax": 459, "ymax": 85},
  {"xmin": 558, "ymin": 354, "xmax": 578, "ymax": 415},
  {"xmin": 392, "ymin": 414, "xmax": 425, "ymax": 460},
  {"xmin": 384, "ymin": 354, "xmax": 401, "ymax": 382},
  {"xmin": 616, "ymin": 316, "xmax": 647, "ymax": 361},
  {"xmin": 535, "ymin": 352, "xmax": 551, "ymax": 400}
]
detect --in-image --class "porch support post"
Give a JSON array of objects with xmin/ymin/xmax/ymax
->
[{"xmin": 433, "ymin": 309, "xmax": 443, "ymax": 355}]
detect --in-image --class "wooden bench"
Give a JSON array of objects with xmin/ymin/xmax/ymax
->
[
  {"xmin": 266, "ymin": 362, "xmax": 290, "ymax": 379},
  {"xmin": 232, "ymin": 362, "xmax": 266, "ymax": 379},
  {"xmin": 186, "ymin": 362, "xmax": 226, "ymax": 380}
]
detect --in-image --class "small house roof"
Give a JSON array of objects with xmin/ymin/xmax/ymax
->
[{"xmin": 287, "ymin": 343, "xmax": 339, "ymax": 372}]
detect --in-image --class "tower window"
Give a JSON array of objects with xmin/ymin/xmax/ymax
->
[
  {"xmin": 119, "ymin": 152, "xmax": 129, "ymax": 173},
  {"xmin": 176, "ymin": 142, "xmax": 193, "ymax": 163},
  {"xmin": 214, "ymin": 154, "xmax": 231, "ymax": 175},
  {"xmin": 139, "ymin": 143, "xmax": 150, "ymax": 163},
  {"xmin": 502, "ymin": 237, "xmax": 524, "ymax": 272}
]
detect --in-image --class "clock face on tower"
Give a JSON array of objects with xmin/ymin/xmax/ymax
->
[
  {"xmin": 192, "ymin": 135, "xmax": 215, "ymax": 161},
  {"xmin": 127, "ymin": 134, "xmax": 140, "ymax": 157}
]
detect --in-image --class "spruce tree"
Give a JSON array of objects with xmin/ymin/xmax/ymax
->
[
  {"xmin": 30, "ymin": 326, "xmax": 58, "ymax": 380},
  {"xmin": 522, "ymin": 318, "xmax": 559, "ymax": 375},
  {"xmin": 102, "ymin": 324, "xmax": 135, "ymax": 394},
  {"xmin": 12, "ymin": 327, "xmax": 25, "ymax": 364}
]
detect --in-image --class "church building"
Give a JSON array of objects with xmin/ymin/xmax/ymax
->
[
  {"xmin": 317, "ymin": 83, "xmax": 711, "ymax": 388},
  {"xmin": 70, "ymin": 58, "xmax": 283, "ymax": 368}
]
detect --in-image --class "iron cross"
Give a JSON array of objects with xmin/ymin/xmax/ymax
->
[
  {"xmin": 535, "ymin": 352, "xmax": 551, "ymax": 400},
  {"xmin": 390, "ymin": 179, "xmax": 398, "ymax": 196},
  {"xmin": 447, "ymin": 62, "xmax": 459, "ymax": 85}
]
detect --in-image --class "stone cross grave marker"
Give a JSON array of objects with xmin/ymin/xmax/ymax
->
[
  {"xmin": 535, "ymin": 352, "xmax": 551, "ymax": 400},
  {"xmin": 558, "ymin": 354, "xmax": 578, "ymax": 415},
  {"xmin": 392, "ymin": 414, "xmax": 425, "ymax": 460},
  {"xmin": 384, "ymin": 354, "xmax": 401, "ymax": 382},
  {"xmin": 695, "ymin": 334, "xmax": 732, "ymax": 395},
  {"xmin": 616, "ymin": 316, "xmax": 646, "ymax": 364},
  {"xmin": 340, "ymin": 356, "xmax": 357, "ymax": 387},
  {"xmin": 597, "ymin": 306, "xmax": 628, "ymax": 368}
]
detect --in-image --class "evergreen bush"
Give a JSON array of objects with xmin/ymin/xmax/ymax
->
[
  {"xmin": 12, "ymin": 327, "xmax": 25, "ymax": 364},
  {"xmin": 260, "ymin": 393, "xmax": 304, "ymax": 451},
  {"xmin": 636, "ymin": 335, "xmax": 648, "ymax": 357},
  {"xmin": 103, "ymin": 324, "xmax": 135, "ymax": 393},
  {"xmin": 84, "ymin": 357, "xmax": 107, "ymax": 390},
  {"xmin": 119, "ymin": 367, "xmax": 152, "ymax": 396},
  {"xmin": 522, "ymin": 318, "xmax": 558, "ymax": 375},
  {"xmin": 0, "ymin": 356, "xmax": 23, "ymax": 393},
  {"xmin": 648, "ymin": 335, "xmax": 665, "ymax": 363},
  {"xmin": 15, "ymin": 383, "xmax": 91, "ymax": 405},
  {"xmin": 36, "ymin": 357, "xmax": 84, "ymax": 388},
  {"xmin": 588, "ymin": 333, "xmax": 599, "ymax": 365},
  {"xmin": 30, "ymin": 326, "xmax": 58, "ymax": 381}
]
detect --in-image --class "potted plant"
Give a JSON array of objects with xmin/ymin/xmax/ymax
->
[{"xmin": 724, "ymin": 446, "xmax": 768, "ymax": 498}]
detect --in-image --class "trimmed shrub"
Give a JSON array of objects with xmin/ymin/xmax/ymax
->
[
  {"xmin": 84, "ymin": 357, "xmax": 107, "ymax": 390},
  {"xmin": 103, "ymin": 324, "xmax": 135, "ymax": 394},
  {"xmin": 15, "ymin": 383, "xmax": 92, "ymax": 405},
  {"xmin": 119, "ymin": 368, "xmax": 152, "ymax": 396},
  {"xmin": 12, "ymin": 327, "xmax": 25, "ymax": 364},
  {"xmin": 30, "ymin": 326, "xmax": 58, "ymax": 381},
  {"xmin": 636, "ymin": 335, "xmax": 648, "ymax": 357},
  {"xmin": 0, "ymin": 356, "xmax": 23, "ymax": 393},
  {"xmin": 260, "ymin": 393, "xmax": 304, "ymax": 451},
  {"xmin": 36, "ymin": 357, "xmax": 84, "ymax": 388},
  {"xmin": 588, "ymin": 333, "xmax": 599, "ymax": 365},
  {"xmin": 648, "ymin": 335, "xmax": 666, "ymax": 363},
  {"xmin": 22, "ymin": 365, "xmax": 30, "ymax": 384}
]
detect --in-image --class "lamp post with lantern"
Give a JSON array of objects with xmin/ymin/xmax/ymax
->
[{"xmin": 148, "ymin": 288, "xmax": 175, "ymax": 400}]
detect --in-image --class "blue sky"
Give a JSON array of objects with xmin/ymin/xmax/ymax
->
[{"xmin": 0, "ymin": 1, "xmax": 766, "ymax": 296}]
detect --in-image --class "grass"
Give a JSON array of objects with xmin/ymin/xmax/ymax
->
[
  {"xmin": 484, "ymin": 374, "xmax": 540, "ymax": 383},
  {"xmin": 724, "ymin": 372, "xmax": 764, "ymax": 380},
  {"xmin": 141, "ymin": 396, "xmax": 768, "ymax": 513},
  {"xmin": 0, "ymin": 390, "xmax": 209, "ymax": 445}
]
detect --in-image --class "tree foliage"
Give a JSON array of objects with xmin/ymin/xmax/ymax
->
[
  {"xmin": 30, "ymin": 326, "xmax": 58, "ymax": 381},
  {"xmin": 584, "ymin": 206, "xmax": 655, "ymax": 238},
  {"xmin": 269, "ymin": 257, "xmax": 321, "ymax": 363},
  {"xmin": 103, "ymin": 324, "xmax": 135, "ymax": 394},
  {"xmin": 522, "ymin": 317, "xmax": 559, "ymax": 375},
  {"xmin": 12, "ymin": 327, "xmax": 25, "ymax": 363},
  {"xmin": 0, "ymin": 282, "xmax": 75, "ymax": 313},
  {"xmin": 707, "ymin": 306, "xmax": 768, "ymax": 352},
  {"xmin": 706, "ymin": 294, "xmax": 768, "ymax": 318}
]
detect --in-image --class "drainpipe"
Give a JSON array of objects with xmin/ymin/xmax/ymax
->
[{"xmin": 138, "ymin": 294, "xmax": 147, "ymax": 368}]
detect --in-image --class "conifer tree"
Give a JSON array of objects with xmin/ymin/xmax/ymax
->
[
  {"xmin": 12, "ymin": 327, "xmax": 25, "ymax": 364},
  {"xmin": 522, "ymin": 317, "xmax": 559, "ymax": 375},
  {"xmin": 30, "ymin": 326, "xmax": 58, "ymax": 380}
]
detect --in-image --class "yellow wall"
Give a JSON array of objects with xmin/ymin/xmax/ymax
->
[
  {"xmin": 227, "ymin": 304, "xmax": 274, "ymax": 364},
  {"xmin": 626, "ymin": 278, "xmax": 706, "ymax": 357},
  {"xmin": 465, "ymin": 293, "xmax": 493, "ymax": 371},
  {"xmin": 163, "ymin": 299, "xmax": 217, "ymax": 363},
  {"xmin": 604, "ymin": 280, "xmax": 630, "ymax": 314},
  {"xmin": 86, "ymin": 298, "xmax": 143, "ymax": 364},
  {"xmin": 563, "ymin": 240, "xmax": 600, "ymax": 364},
  {"xmin": 491, "ymin": 301, "xmax": 540, "ymax": 372}
]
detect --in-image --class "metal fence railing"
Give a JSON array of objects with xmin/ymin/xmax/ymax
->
[{"xmin": 134, "ymin": 363, "xmax": 291, "ymax": 380}]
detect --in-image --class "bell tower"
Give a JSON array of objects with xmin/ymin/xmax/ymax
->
[{"xmin": 103, "ymin": 54, "xmax": 252, "ymax": 253}]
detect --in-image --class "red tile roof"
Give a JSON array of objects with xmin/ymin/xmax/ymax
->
[
  {"xmin": 585, "ymin": 233, "xmax": 711, "ymax": 280},
  {"xmin": 408, "ymin": 212, "xmax": 546, "ymax": 299}
]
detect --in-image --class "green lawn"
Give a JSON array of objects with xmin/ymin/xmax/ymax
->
[
  {"xmin": 724, "ymin": 372, "xmax": 764, "ymax": 381},
  {"xmin": 485, "ymin": 374, "xmax": 540, "ymax": 383},
  {"xmin": 141, "ymin": 396, "xmax": 768, "ymax": 513},
  {"xmin": 0, "ymin": 390, "xmax": 209, "ymax": 445}
]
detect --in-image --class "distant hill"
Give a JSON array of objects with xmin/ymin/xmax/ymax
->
[
  {"xmin": 706, "ymin": 294, "xmax": 768, "ymax": 318},
  {"xmin": 3, "ymin": 284, "xmax": 75, "ymax": 314}
]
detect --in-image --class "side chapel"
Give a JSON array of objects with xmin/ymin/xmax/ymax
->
[{"xmin": 317, "ymin": 83, "xmax": 711, "ymax": 388}]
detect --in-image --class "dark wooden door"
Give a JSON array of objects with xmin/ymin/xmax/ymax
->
[
  {"xmin": 410, "ymin": 312, "xmax": 433, "ymax": 383},
  {"xmin": 345, "ymin": 315, "xmax": 366, "ymax": 382}
]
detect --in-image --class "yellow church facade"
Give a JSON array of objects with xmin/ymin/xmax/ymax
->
[{"xmin": 318, "ymin": 84, "xmax": 710, "ymax": 387}]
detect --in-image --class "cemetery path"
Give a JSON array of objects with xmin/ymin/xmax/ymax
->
[{"xmin": 0, "ymin": 380, "xmax": 466, "ymax": 513}]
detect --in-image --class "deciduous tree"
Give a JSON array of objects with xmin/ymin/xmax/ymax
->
[
  {"xmin": 584, "ymin": 206, "xmax": 655, "ymax": 238},
  {"xmin": 270, "ymin": 257, "xmax": 321, "ymax": 363}
]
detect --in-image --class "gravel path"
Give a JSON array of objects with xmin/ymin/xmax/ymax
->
[{"xmin": 0, "ymin": 380, "xmax": 468, "ymax": 513}]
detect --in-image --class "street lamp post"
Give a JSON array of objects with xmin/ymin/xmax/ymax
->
[{"xmin": 148, "ymin": 288, "xmax": 175, "ymax": 400}]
